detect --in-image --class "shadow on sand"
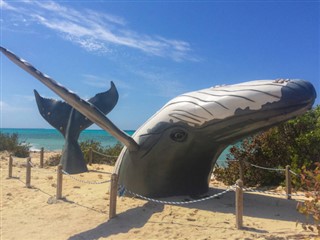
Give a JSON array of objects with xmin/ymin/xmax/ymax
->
[
  {"xmin": 181, "ymin": 188, "xmax": 305, "ymax": 222},
  {"xmin": 68, "ymin": 201, "xmax": 164, "ymax": 240},
  {"xmin": 68, "ymin": 187, "xmax": 306, "ymax": 239}
]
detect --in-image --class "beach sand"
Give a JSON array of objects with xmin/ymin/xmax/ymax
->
[{"xmin": 1, "ymin": 151, "xmax": 317, "ymax": 240}]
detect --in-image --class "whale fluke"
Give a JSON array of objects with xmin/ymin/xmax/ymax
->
[
  {"xmin": 34, "ymin": 82, "xmax": 119, "ymax": 174},
  {"xmin": 34, "ymin": 90, "xmax": 72, "ymax": 136},
  {"xmin": 34, "ymin": 82, "xmax": 118, "ymax": 135}
]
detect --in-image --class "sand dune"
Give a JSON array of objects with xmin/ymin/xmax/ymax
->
[{"xmin": 1, "ymin": 151, "xmax": 316, "ymax": 240}]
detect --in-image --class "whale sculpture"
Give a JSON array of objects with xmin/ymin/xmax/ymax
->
[
  {"xmin": 1, "ymin": 46, "xmax": 317, "ymax": 198},
  {"xmin": 33, "ymin": 83, "xmax": 118, "ymax": 174}
]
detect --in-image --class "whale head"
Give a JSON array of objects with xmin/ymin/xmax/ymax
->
[{"xmin": 115, "ymin": 79, "xmax": 316, "ymax": 197}]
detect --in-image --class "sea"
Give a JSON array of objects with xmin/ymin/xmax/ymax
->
[
  {"xmin": 0, "ymin": 128, "xmax": 230, "ymax": 165},
  {"xmin": 0, "ymin": 128, "xmax": 134, "ymax": 151}
]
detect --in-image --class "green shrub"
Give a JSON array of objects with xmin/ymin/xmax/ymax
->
[
  {"xmin": 213, "ymin": 136, "xmax": 285, "ymax": 186},
  {"xmin": 80, "ymin": 140, "xmax": 122, "ymax": 165},
  {"xmin": 214, "ymin": 105, "xmax": 320, "ymax": 187},
  {"xmin": 46, "ymin": 153, "xmax": 62, "ymax": 166},
  {"xmin": 80, "ymin": 139, "xmax": 104, "ymax": 162},
  {"xmin": 44, "ymin": 140, "xmax": 122, "ymax": 167},
  {"xmin": 297, "ymin": 163, "xmax": 320, "ymax": 235},
  {"xmin": 0, "ymin": 132, "xmax": 30, "ymax": 157},
  {"xmin": 102, "ymin": 143, "xmax": 123, "ymax": 165}
]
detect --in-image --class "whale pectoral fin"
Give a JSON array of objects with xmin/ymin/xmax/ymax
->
[{"xmin": 34, "ymin": 90, "xmax": 71, "ymax": 136}]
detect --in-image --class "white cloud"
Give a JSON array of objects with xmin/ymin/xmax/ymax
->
[
  {"xmin": 13, "ymin": 94, "xmax": 35, "ymax": 102},
  {"xmin": 0, "ymin": 100, "xmax": 9, "ymax": 109},
  {"xmin": 132, "ymin": 69, "xmax": 186, "ymax": 98},
  {"xmin": 82, "ymin": 74, "xmax": 131, "ymax": 90},
  {"xmin": 0, "ymin": 0, "xmax": 17, "ymax": 10},
  {"xmin": 0, "ymin": 100, "xmax": 32, "ymax": 112},
  {"xmin": 3, "ymin": 0, "xmax": 197, "ymax": 62},
  {"xmin": 82, "ymin": 74, "xmax": 110, "ymax": 88},
  {"xmin": 63, "ymin": 35, "xmax": 108, "ymax": 53}
]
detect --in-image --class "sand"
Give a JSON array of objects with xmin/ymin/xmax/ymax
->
[{"xmin": 1, "ymin": 151, "xmax": 317, "ymax": 240}]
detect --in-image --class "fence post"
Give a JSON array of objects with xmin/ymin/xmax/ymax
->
[
  {"xmin": 40, "ymin": 147, "xmax": 44, "ymax": 168},
  {"xmin": 89, "ymin": 148, "xmax": 93, "ymax": 165},
  {"xmin": 285, "ymin": 165, "xmax": 292, "ymax": 200},
  {"xmin": 26, "ymin": 157, "xmax": 31, "ymax": 188},
  {"xmin": 8, "ymin": 155, "xmax": 13, "ymax": 178},
  {"xmin": 109, "ymin": 173, "xmax": 118, "ymax": 220},
  {"xmin": 56, "ymin": 165, "xmax": 63, "ymax": 200},
  {"xmin": 236, "ymin": 179, "xmax": 243, "ymax": 229},
  {"xmin": 238, "ymin": 159, "xmax": 245, "ymax": 184}
]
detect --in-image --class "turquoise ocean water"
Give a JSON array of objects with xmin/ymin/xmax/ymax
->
[
  {"xmin": 0, "ymin": 128, "xmax": 230, "ymax": 165},
  {"xmin": 0, "ymin": 128, "xmax": 134, "ymax": 151}
]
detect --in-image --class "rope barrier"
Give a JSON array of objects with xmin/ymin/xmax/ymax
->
[
  {"xmin": 228, "ymin": 160, "xmax": 301, "ymax": 176},
  {"xmin": 120, "ymin": 185, "xmax": 236, "ymax": 205},
  {"xmin": 120, "ymin": 183, "xmax": 304, "ymax": 207},
  {"xmin": 7, "ymin": 152, "xmax": 310, "ymax": 229},
  {"xmin": 90, "ymin": 168, "xmax": 113, "ymax": 174},
  {"xmin": 247, "ymin": 162, "xmax": 286, "ymax": 172},
  {"xmin": 27, "ymin": 159, "xmax": 58, "ymax": 174},
  {"xmin": 289, "ymin": 170, "xmax": 300, "ymax": 177},
  {"xmin": 28, "ymin": 160, "xmax": 35, "ymax": 168},
  {"xmin": 62, "ymin": 170, "xmax": 111, "ymax": 184},
  {"xmin": 244, "ymin": 161, "xmax": 301, "ymax": 178},
  {"xmin": 6, "ymin": 154, "xmax": 309, "ymax": 209},
  {"xmin": 91, "ymin": 149, "xmax": 118, "ymax": 158},
  {"xmin": 242, "ymin": 187, "xmax": 305, "ymax": 197}
]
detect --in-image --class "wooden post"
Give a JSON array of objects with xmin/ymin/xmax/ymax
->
[
  {"xmin": 56, "ymin": 165, "xmax": 63, "ymax": 200},
  {"xmin": 238, "ymin": 159, "xmax": 244, "ymax": 184},
  {"xmin": 285, "ymin": 165, "xmax": 292, "ymax": 200},
  {"xmin": 236, "ymin": 179, "xmax": 244, "ymax": 229},
  {"xmin": 8, "ymin": 155, "xmax": 13, "ymax": 178},
  {"xmin": 26, "ymin": 157, "xmax": 31, "ymax": 188},
  {"xmin": 109, "ymin": 173, "xmax": 118, "ymax": 220},
  {"xmin": 89, "ymin": 148, "xmax": 93, "ymax": 165},
  {"xmin": 40, "ymin": 147, "xmax": 44, "ymax": 168}
]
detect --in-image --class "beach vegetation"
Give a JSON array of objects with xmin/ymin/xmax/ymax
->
[
  {"xmin": 80, "ymin": 140, "xmax": 123, "ymax": 165},
  {"xmin": 46, "ymin": 153, "xmax": 61, "ymax": 166},
  {"xmin": 213, "ymin": 105, "xmax": 320, "ymax": 187},
  {"xmin": 0, "ymin": 132, "xmax": 30, "ymax": 157},
  {"xmin": 297, "ymin": 163, "xmax": 320, "ymax": 235},
  {"xmin": 44, "ymin": 141, "xmax": 123, "ymax": 166}
]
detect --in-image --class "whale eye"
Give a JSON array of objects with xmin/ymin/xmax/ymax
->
[{"xmin": 170, "ymin": 129, "xmax": 188, "ymax": 142}]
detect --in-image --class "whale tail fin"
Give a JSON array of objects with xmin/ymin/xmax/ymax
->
[
  {"xmin": 34, "ymin": 90, "xmax": 72, "ymax": 136},
  {"xmin": 61, "ymin": 108, "xmax": 88, "ymax": 174},
  {"xmin": 34, "ymin": 81, "xmax": 119, "ymax": 135},
  {"xmin": 34, "ymin": 82, "xmax": 119, "ymax": 174},
  {"xmin": 61, "ymin": 140, "xmax": 87, "ymax": 174}
]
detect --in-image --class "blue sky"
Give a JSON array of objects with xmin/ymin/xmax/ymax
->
[{"xmin": 1, "ymin": 0, "xmax": 319, "ymax": 130}]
